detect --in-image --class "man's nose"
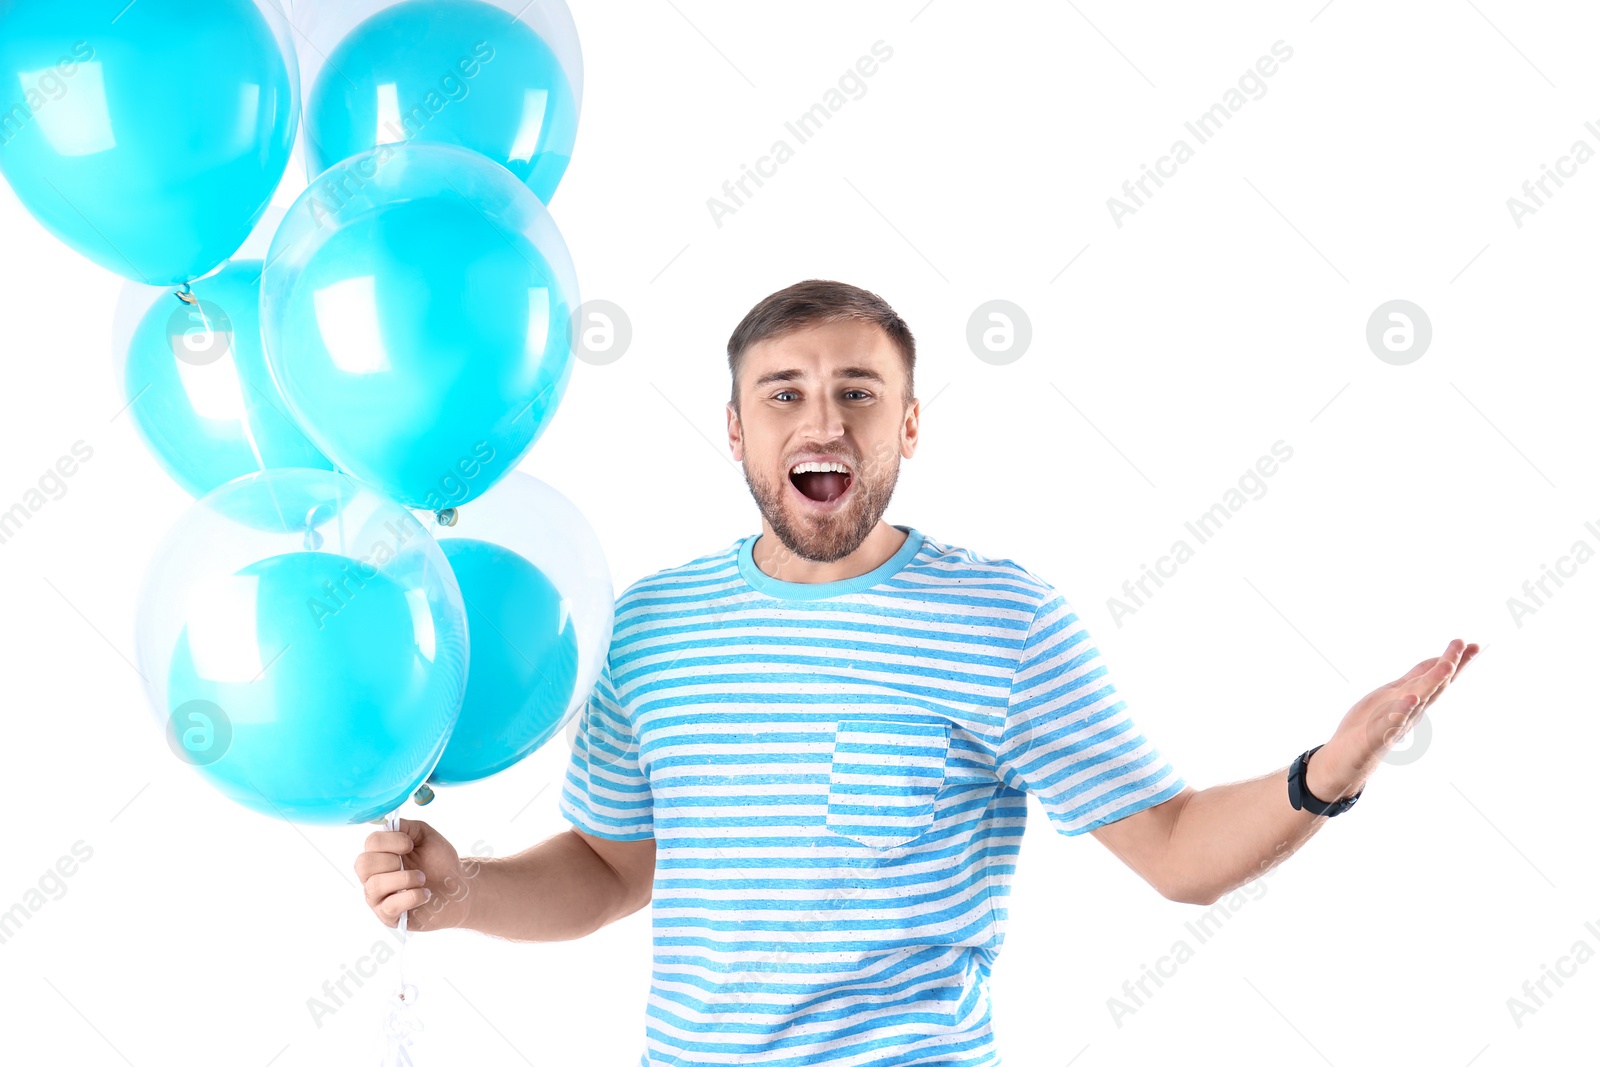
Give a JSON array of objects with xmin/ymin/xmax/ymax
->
[{"xmin": 797, "ymin": 395, "xmax": 847, "ymax": 441}]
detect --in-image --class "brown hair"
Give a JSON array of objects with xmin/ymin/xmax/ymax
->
[{"xmin": 726, "ymin": 279, "xmax": 915, "ymax": 412}]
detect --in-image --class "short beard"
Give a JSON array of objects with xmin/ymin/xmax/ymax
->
[{"xmin": 743, "ymin": 455, "xmax": 898, "ymax": 564}]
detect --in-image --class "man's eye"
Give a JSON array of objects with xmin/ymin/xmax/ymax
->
[
  {"xmin": 845, "ymin": 390, "xmax": 871, "ymax": 400},
  {"xmin": 774, "ymin": 390, "xmax": 798, "ymax": 401}
]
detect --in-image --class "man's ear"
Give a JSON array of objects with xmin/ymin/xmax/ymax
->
[
  {"xmin": 726, "ymin": 401, "xmax": 743, "ymax": 461},
  {"xmin": 901, "ymin": 398, "xmax": 920, "ymax": 459}
]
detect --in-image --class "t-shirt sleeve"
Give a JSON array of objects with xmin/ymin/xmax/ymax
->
[
  {"xmin": 558, "ymin": 657, "xmax": 655, "ymax": 841},
  {"xmin": 994, "ymin": 590, "xmax": 1186, "ymax": 835}
]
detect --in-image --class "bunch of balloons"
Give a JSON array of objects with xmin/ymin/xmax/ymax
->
[{"xmin": 0, "ymin": 0, "xmax": 611, "ymax": 825}]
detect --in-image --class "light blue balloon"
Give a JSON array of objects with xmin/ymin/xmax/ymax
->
[
  {"xmin": 165, "ymin": 551, "xmax": 466, "ymax": 824},
  {"xmin": 429, "ymin": 538, "xmax": 579, "ymax": 785},
  {"xmin": 0, "ymin": 0, "xmax": 298, "ymax": 285},
  {"xmin": 123, "ymin": 261, "xmax": 334, "ymax": 499},
  {"xmin": 261, "ymin": 142, "xmax": 577, "ymax": 512},
  {"xmin": 305, "ymin": 0, "xmax": 579, "ymax": 204},
  {"xmin": 138, "ymin": 468, "xmax": 468, "ymax": 824}
]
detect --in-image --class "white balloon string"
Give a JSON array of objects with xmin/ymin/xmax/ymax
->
[
  {"xmin": 384, "ymin": 810, "xmax": 408, "ymax": 945},
  {"xmin": 379, "ymin": 810, "xmax": 421, "ymax": 1066}
]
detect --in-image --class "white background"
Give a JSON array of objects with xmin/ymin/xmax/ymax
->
[{"xmin": 2, "ymin": 1, "xmax": 1597, "ymax": 1065}]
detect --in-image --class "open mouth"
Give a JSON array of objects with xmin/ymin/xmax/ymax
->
[{"xmin": 789, "ymin": 459, "xmax": 853, "ymax": 506}]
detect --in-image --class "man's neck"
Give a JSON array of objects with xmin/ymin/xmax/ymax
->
[{"xmin": 750, "ymin": 521, "xmax": 908, "ymax": 585}]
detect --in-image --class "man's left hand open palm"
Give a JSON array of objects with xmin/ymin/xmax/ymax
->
[{"xmin": 1314, "ymin": 638, "xmax": 1480, "ymax": 797}]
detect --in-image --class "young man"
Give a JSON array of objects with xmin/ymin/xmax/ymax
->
[{"xmin": 356, "ymin": 280, "xmax": 1477, "ymax": 1066}]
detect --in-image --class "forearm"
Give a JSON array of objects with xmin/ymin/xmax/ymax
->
[
  {"xmin": 458, "ymin": 829, "xmax": 644, "ymax": 942},
  {"xmin": 1108, "ymin": 641, "xmax": 1474, "ymax": 906},
  {"xmin": 1164, "ymin": 749, "xmax": 1357, "ymax": 905}
]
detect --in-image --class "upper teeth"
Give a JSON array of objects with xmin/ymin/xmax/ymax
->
[{"xmin": 791, "ymin": 461, "xmax": 849, "ymax": 474}]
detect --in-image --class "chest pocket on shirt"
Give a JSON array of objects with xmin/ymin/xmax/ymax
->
[{"xmin": 825, "ymin": 718, "xmax": 950, "ymax": 849}]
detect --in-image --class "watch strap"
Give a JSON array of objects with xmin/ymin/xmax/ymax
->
[{"xmin": 1288, "ymin": 744, "xmax": 1361, "ymax": 817}]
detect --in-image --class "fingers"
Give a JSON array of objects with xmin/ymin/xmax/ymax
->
[
  {"xmin": 353, "ymin": 820, "xmax": 438, "ymax": 927},
  {"xmin": 364, "ymin": 867, "xmax": 427, "ymax": 908},
  {"xmin": 1409, "ymin": 639, "xmax": 1475, "ymax": 709},
  {"xmin": 1436, "ymin": 640, "xmax": 1480, "ymax": 690},
  {"xmin": 362, "ymin": 829, "xmax": 416, "ymax": 857},
  {"xmin": 1435, "ymin": 639, "xmax": 1470, "ymax": 681},
  {"xmin": 1362, "ymin": 639, "xmax": 1478, "ymax": 755},
  {"xmin": 1394, "ymin": 656, "xmax": 1441, "ymax": 686},
  {"xmin": 362, "ymin": 866, "xmax": 431, "ymax": 927},
  {"xmin": 1418, "ymin": 642, "xmax": 1461, "ymax": 692},
  {"xmin": 354, "ymin": 850, "xmax": 403, "ymax": 880},
  {"xmin": 355, "ymin": 829, "xmax": 414, "ymax": 882},
  {"xmin": 375, "ymin": 886, "xmax": 432, "ymax": 927}
]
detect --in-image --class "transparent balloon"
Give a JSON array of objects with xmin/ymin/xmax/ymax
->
[
  {"xmin": 115, "ymin": 251, "xmax": 334, "ymax": 499},
  {"xmin": 135, "ymin": 468, "xmax": 469, "ymax": 824},
  {"xmin": 292, "ymin": 0, "xmax": 583, "ymax": 204},
  {"xmin": 111, "ymin": 205, "xmax": 333, "ymax": 499},
  {"xmin": 426, "ymin": 470, "xmax": 613, "ymax": 785},
  {"xmin": 260, "ymin": 141, "xmax": 578, "ymax": 512},
  {"xmin": 0, "ymin": 0, "xmax": 299, "ymax": 285}
]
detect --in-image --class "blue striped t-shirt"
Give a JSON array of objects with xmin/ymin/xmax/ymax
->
[{"xmin": 560, "ymin": 525, "xmax": 1186, "ymax": 1067}]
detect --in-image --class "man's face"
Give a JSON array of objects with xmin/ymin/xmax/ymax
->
[{"xmin": 727, "ymin": 318, "xmax": 918, "ymax": 563}]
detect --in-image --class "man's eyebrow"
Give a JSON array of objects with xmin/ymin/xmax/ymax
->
[{"xmin": 751, "ymin": 366, "xmax": 887, "ymax": 388}]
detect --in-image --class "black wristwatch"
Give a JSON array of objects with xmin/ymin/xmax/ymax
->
[{"xmin": 1287, "ymin": 744, "xmax": 1362, "ymax": 817}]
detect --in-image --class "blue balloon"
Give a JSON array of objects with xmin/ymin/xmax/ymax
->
[
  {"xmin": 165, "ymin": 552, "xmax": 465, "ymax": 823},
  {"xmin": 0, "ymin": 0, "xmax": 298, "ymax": 286},
  {"xmin": 122, "ymin": 260, "xmax": 334, "ymax": 499},
  {"xmin": 260, "ymin": 142, "xmax": 577, "ymax": 511},
  {"xmin": 137, "ymin": 468, "xmax": 468, "ymax": 825},
  {"xmin": 305, "ymin": 0, "xmax": 579, "ymax": 204},
  {"xmin": 429, "ymin": 538, "xmax": 579, "ymax": 785}
]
